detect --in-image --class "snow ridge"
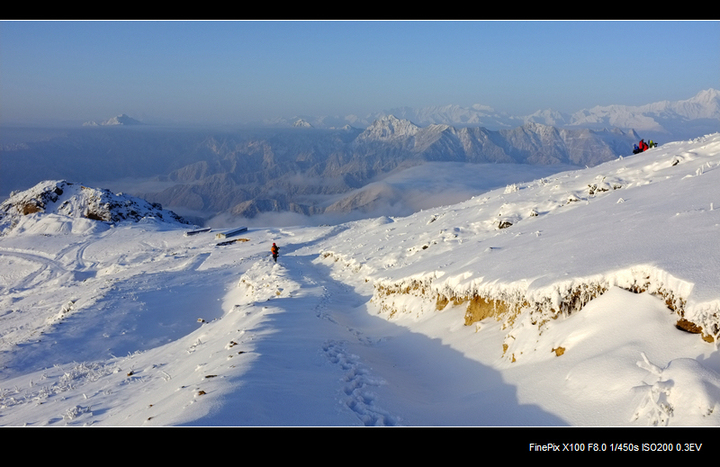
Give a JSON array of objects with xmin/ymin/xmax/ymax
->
[{"xmin": 367, "ymin": 263, "xmax": 715, "ymax": 362}]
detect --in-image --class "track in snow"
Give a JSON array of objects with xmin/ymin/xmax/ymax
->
[{"xmin": 203, "ymin": 249, "xmax": 566, "ymax": 426}]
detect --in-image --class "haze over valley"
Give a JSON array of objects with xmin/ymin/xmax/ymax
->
[{"xmin": 2, "ymin": 89, "xmax": 717, "ymax": 226}]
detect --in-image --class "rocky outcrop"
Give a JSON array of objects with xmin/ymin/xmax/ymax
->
[{"xmin": 0, "ymin": 180, "xmax": 189, "ymax": 235}]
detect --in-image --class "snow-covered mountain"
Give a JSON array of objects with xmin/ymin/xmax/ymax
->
[
  {"xmin": 383, "ymin": 89, "xmax": 719, "ymax": 143},
  {"xmin": 489, "ymin": 89, "xmax": 720, "ymax": 143},
  {"xmin": 566, "ymin": 88, "xmax": 720, "ymax": 129},
  {"xmin": 355, "ymin": 115, "xmax": 421, "ymax": 142},
  {"xmin": 1, "ymin": 133, "xmax": 718, "ymax": 427},
  {"xmin": 0, "ymin": 180, "xmax": 189, "ymax": 235},
  {"xmin": 374, "ymin": 103, "xmax": 519, "ymax": 129},
  {"xmin": 263, "ymin": 89, "xmax": 719, "ymax": 143},
  {"xmin": 7, "ymin": 92, "xmax": 712, "ymax": 223},
  {"xmin": 82, "ymin": 114, "xmax": 144, "ymax": 126},
  {"xmin": 0, "ymin": 117, "xmax": 650, "ymax": 221},
  {"xmin": 134, "ymin": 118, "xmax": 640, "ymax": 220},
  {"xmin": 292, "ymin": 118, "xmax": 313, "ymax": 128}
]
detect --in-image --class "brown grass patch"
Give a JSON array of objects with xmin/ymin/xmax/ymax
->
[
  {"xmin": 464, "ymin": 295, "xmax": 509, "ymax": 326},
  {"xmin": 676, "ymin": 318, "xmax": 715, "ymax": 343}
]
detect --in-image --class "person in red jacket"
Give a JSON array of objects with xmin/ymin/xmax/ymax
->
[{"xmin": 271, "ymin": 243, "xmax": 279, "ymax": 263}]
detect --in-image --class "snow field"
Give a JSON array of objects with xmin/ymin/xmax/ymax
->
[{"xmin": 1, "ymin": 133, "xmax": 720, "ymax": 426}]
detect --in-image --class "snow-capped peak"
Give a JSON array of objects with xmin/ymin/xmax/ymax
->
[
  {"xmin": 83, "ymin": 114, "xmax": 144, "ymax": 126},
  {"xmin": 0, "ymin": 180, "xmax": 188, "ymax": 236},
  {"xmin": 292, "ymin": 118, "xmax": 313, "ymax": 128},
  {"xmin": 356, "ymin": 115, "xmax": 420, "ymax": 141}
]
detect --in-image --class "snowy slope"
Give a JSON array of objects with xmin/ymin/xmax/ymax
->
[
  {"xmin": 1, "ymin": 134, "xmax": 719, "ymax": 427},
  {"xmin": 319, "ymin": 135, "xmax": 720, "ymax": 330}
]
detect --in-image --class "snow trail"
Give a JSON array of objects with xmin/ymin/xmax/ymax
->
[
  {"xmin": 175, "ymin": 253, "xmax": 402, "ymax": 426},
  {"xmin": 178, "ymin": 248, "xmax": 567, "ymax": 426}
]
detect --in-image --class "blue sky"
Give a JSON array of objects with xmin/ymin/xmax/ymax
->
[{"xmin": 1, "ymin": 20, "xmax": 718, "ymax": 126}]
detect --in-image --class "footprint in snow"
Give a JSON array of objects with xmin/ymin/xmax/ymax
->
[{"xmin": 322, "ymin": 339, "xmax": 400, "ymax": 426}]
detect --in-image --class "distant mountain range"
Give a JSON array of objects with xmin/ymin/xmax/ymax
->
[
  {"xmin": 133, "ymin": 117, "xmax": 640, "ymax": 220},
  {"xmin": 1, "ymin": 89, "xmax": 717, "ymax": 223},
  {"xmin": 260, "ymin": 88, "xmax": 720, "ymax": 143},
  {"xmin": 77, "ymin": 89, "xmax": 720, "ymax": 142}
]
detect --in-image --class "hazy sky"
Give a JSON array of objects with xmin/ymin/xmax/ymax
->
[{"xmin": 1, "ymin": 20, "xmax": 718, "ymax": 126}]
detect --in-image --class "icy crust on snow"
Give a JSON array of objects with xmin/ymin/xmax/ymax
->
[
  {"xmin": 317, "ymin": 133, "xmax": 720, "ymax": 348},
  {"xmin": 0, "ymin": 180, "xmax": 189, "ymax": 236}
]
